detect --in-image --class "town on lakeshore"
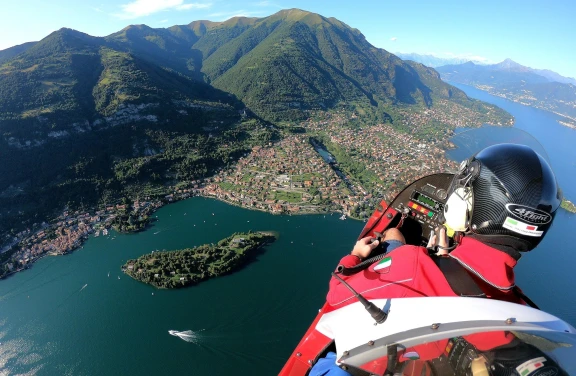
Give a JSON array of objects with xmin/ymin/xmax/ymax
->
[{"xmin": 0, "ymin": 103, "xmax": 518, "ymax": 280}]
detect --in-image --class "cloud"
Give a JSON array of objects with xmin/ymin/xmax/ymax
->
[
  {"xmin": 208, "ymin": 10, "xmax": 265, "ymax": 20},
  {"xmin": 177, "ymin": 2, "xmax": 211, "ymax": 10},
  {"xmin": 114, "ymin": 0, "xmax": 212, "ymax": 19},
  {"xmin": 390, "ymin": 37, "xmax": 397, "ymax": 41}
]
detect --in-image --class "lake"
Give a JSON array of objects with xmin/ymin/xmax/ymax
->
[{"xmin": 0, "ymin": 84, "xmax": 575, "ymax": 375}]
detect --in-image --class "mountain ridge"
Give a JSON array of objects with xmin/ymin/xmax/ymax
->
[
  {"xmin": 0, "ymin": 8, "xmax": 511, "ymax": 250},
  {"xmin": 436, "ymin": 60, "xmax": 576, "ymax": 119},
  {"xmin": 0, "ymin": 9, "xmax": 500, "ymax": 125},
  {"xmin": 395, "ymin": 52, "xmax": 488, "ymax": 68},
  {"xmin": 438, "ymin": 58, "xmax": 576, "ymax": 86},
  {"xmin": 397, "ymin": 52, "xmax": 576, "ymax": 86}
]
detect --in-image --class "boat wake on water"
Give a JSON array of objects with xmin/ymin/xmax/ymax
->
[{"xmin": 168, "ymin": 330, "xmax": 203, "ymax": 343}]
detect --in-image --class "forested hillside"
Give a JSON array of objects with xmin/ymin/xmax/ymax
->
[{"xmin": 0, "ymin": 8, "xmax": 510, "ymax": 245}]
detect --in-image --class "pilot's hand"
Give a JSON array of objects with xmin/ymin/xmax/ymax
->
[
  {"xmin": 427, "ymin": 227, "xmax": 450, "ymax": 255},
  {"xmin": 351, "ymin": 236, "xmax": 380, "ymax": 260}
]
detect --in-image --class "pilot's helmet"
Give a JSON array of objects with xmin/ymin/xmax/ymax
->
[{"xmin": 443, "ymin": 143, "xmax": 561, "ymax": 251}]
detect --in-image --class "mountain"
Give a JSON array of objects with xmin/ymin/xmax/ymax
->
[
  {"xmin": 395, "ymin": 53, "xmax": 487, "ymax": 68},
  {"xmin": 0, "ymin": 42, "xmax": 37, "ymax": 64},
  {"xmin": 0, "ymin": 8, "xmax": 510, "ymax": 242},
  {"xmin": 437, "ymin": 59, "xmax": 576, "ymax": 119},
  {"xmin": 98, "ymin": 9, "xmax": 477, "ymax": 122},
  {"xmin": 531, "ymin": 68, "xmax": 576, "ymax": 86},
  {"xmin": 0, "ymin": 27, "xmax": 265, "ymax": 239},
  {"xmin": 0, "ymin": 28, "xmax": 240, "ymax": 137},
  {"xmin": 0, "ymin": 9, "xmax": 508, "ymax": 126}
]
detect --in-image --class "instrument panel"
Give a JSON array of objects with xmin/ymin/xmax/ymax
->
[
  {"xmin": 390, "ymin": 173, "xmax": 454, "ymax": 245},
  {"xmin": 358, "ymin": 173, "xmax": 455, "ymax": 246}
]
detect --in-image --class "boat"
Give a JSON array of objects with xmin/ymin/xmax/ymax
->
[
  {"xmin": 339, "ymin": 214, "xmax": 346, "ymax": 220},
  {"xmin": 279, "ymin": 128, "xmax": 576, "ymax": 376},
  {"xmin": 102, "ymin": 229, "xmax": 108, "ymax": 236}
]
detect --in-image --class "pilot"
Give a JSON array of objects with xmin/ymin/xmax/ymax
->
[
  {"xmin": 327, "ymin": 143, "xmax": 562, "ymax": 309},
  {"xmin": 312, "ymin": 143, "xmax": 563, "ymax": 375}
]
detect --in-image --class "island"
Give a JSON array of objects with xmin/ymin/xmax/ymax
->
[
  {"xmin": 561, "ymin": 198, "xmax": 576, "ymax": 214},
  {"xmin": 122, "ymin": 232, "xmax": 276, "ymax": 288}
]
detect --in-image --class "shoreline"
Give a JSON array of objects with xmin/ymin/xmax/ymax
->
[
  {"xmin": 449, "ymin": 81, "xmax": 576, "ymax": 122},
  {"xmin": 561, "ymin": 199, "xmax": 576, "ymax": 214},
  {"xmin": 0, "ymin": 191, "xmax": 354, "ymax": 281},
  {"xmin": 10, "ymin": 187, "xmax": 573, "ymax": 281},
  {"xmin": 558, "ymin": 120, "xmax": 576, "ymax": 130}
]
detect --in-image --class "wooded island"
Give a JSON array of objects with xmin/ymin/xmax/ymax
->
[{"xmin": 122, "ymin": 232, "xmax": 276, "ymax": 288}]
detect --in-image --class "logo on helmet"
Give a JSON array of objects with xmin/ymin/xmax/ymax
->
[{"xmin": 506, "ymin": 204, "xmax": 552, "ymax": 225}]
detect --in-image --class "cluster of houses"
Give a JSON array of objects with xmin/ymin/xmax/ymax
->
[{"xmin": 200, "ymin": 135, "xmax": 367, "ymax": 215}]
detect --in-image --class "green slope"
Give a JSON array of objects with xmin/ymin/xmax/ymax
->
[
  {"xmin": 0, "ymin": 28, "xmax": 268, "ymax": 238},
  {"xmin": 0, "ymin": 42, "xmax": 38, "ymax": 64},
  {"xmin": 0, "ymin": 8, "xmax": 512, "ymax": 246},
  {"xmin": 199, "ymin": 9, "xmax": 483, "ymax": 121}
]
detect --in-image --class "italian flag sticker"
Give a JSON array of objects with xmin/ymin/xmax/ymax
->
[
  {"xmin": 516, "ymin": 357, "xmax": 546, "ymax": 375},
  {"xmin": 403, "ymin": 351, "xmax": 420, "ymax": 360},
  {"xmin": 503, "ymin": 217, "xmax": 544, "ymax": 237},
  {"xmin": 374, "ymin": 257, "xmax": 392, "ymax": 271}
]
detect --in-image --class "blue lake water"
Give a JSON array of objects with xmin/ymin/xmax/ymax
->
[
  {"xmin": 0, "ymin": 84, "xmax": 575, "ymax": 375},
  {"xmin": 451, "ymin": 83, "xmax": 576, "ymax": 324}
]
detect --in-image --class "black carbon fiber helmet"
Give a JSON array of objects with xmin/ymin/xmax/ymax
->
[{"xmin": 444, "ymin": 143, "xmax": 562, "ymax": 251}]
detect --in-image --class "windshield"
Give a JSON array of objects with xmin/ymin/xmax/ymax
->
[
  {"xmin": 317, "ymin": 297, "xmax": 576, "ymax": 376},
  {"xmin": 447, "ymin": 127, "xmax": 552, "ymax": 165}
]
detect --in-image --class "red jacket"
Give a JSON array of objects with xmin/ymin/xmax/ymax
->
[{"xmin": 327, "ymin": 237, "xmax": 523, "ymax": 307}]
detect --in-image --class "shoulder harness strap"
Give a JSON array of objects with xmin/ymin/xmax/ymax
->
[{"xmin": 432, "ymin": 256, "xmax": 486, "ymax": 298}]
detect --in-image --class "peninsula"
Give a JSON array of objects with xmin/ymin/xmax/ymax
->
[
  {"xmin": 122, "ymin": 232, "xmax": 276, "ymax": 288},
  {"xmin": 561, "ymin": 198, "xmax": 576, "ymax": 214}
]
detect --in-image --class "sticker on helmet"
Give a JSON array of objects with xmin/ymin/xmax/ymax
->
[
  {"xmin": 503, "ymin": 217, "xmax": 544, "ymax": 237},
  {"xmin": 505, "ymin": 204, "xmax": 552, "ymax": 225}
]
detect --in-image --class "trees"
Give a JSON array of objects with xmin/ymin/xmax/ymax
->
[{"xmin": 122, "ymin": 232, "xmax": 275, "ymax": 289}]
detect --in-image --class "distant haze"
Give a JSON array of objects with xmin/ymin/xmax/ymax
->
[
  {"xmin": 394, "ymin": 52, "xmax": 489, "ymax": 68},
  {"xmin": 435, "ymin": 59, "xmax": 576, "ymax": 119},
  {"xmin": 398, "ymin": 53, "xmax": 576, "ymax": 86}
]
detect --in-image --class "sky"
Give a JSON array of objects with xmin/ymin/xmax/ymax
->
[{"xmin": 1, "ymin": 0, "xmax": 575, "ymax": 78}]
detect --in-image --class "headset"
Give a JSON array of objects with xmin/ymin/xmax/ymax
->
[{"xmin": 443, "ymin": 158, "xmax": 481, "ymax": 233}]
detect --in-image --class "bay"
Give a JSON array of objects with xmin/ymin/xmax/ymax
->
[
  {"xmin": 0, "ymin": 199, "xmax": 363, "ymax": 375},
  {"xmin": 1, "ymin": 83, "xmax": 575, "ymax": 375}
]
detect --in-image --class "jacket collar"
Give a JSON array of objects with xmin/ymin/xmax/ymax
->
[{"xmin": 449, "ymin": 237, "xmax": 517, "ymax": 290}]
